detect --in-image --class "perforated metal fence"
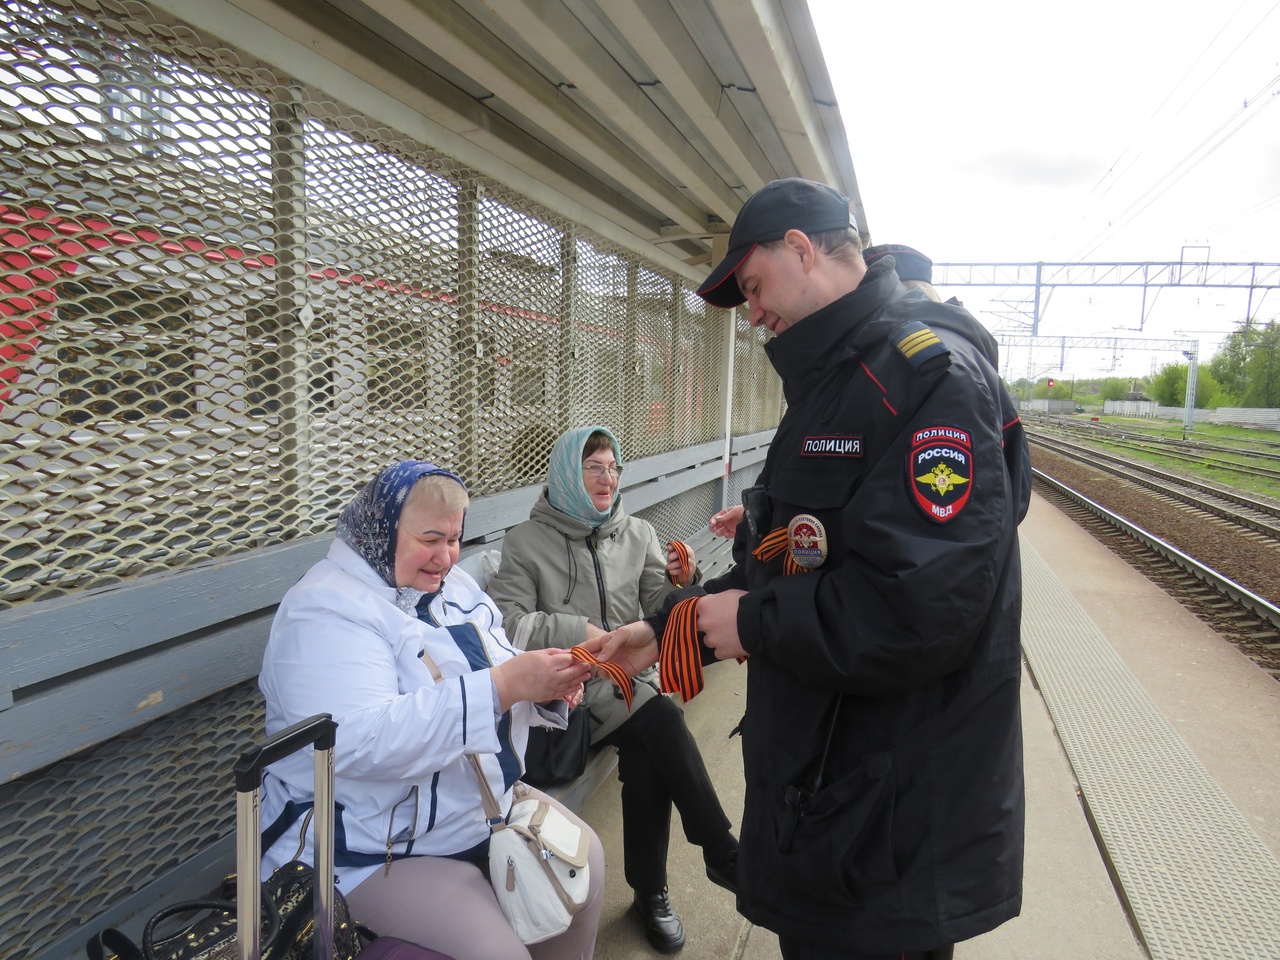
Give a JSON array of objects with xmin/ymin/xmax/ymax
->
[
  {"xmin": 726, "ymin": 463, "xmax": 760, "ymax": 507},
  {"xmin": 0, "ymin": 2, "xmax": 787, "ymax": 953},
  {"xmin": 731, "ymin": 313, "xmax": 783, "ymax": 435},
  {"xmin": 0, "ymin": 680, "xmax": 264, "ymax": 960},
  {"xmin": 633, "ymin": 479, "xmax": 719, "ymax": 546},
  {"xmin": 0, "ymin": 0, "xmax": 756, "ymax": 612}
]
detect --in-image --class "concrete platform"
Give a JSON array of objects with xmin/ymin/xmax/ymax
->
[{"xmin": 577, "ymin": 491, "xmax": 1280, "ymax": 959}]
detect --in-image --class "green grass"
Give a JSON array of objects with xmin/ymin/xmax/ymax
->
[
  {"xmin": 1040, "ymin": 415, "xmax": 1280, "ymax": 502},
  {"xmin": 1092, "ymin": 416, "xmax": 1276, "ymax": 443}
]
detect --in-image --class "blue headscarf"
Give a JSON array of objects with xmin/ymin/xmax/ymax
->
[
  {"xmin": 546, "ymin": 425, "xmax": 621, "ymax": 527},
  {"xmin": 336, "ymin": 460, "xmax": 467, "ymax": 598}
]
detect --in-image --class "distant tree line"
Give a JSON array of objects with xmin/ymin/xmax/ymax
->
[
  {"xmin": 1150, "ymin": 320, "xmax": 1279, "ymax": 408},
  {"xmin": 1008, "ymin": 320, "xmax": 1279, "ymax": 409},
  {"xmin": 1014, "ymin": 376, "xmax": 1134, "ymax": 405}
]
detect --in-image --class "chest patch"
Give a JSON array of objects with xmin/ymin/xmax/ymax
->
[
  {"xmin": 801, "ymin": 435, "xmax": 863, "ymax": 457},
  {"xmin": 909, "ymin": 426, "xmax": 972, "ymax": 523},
  {"xmin": 787, "ymin": 514, "xmax": 828, "ymax": 569}
]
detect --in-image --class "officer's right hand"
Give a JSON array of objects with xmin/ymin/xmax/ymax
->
[{"xmin": 697, "ymin": 590, "xmax": 747, "ymax": 660}]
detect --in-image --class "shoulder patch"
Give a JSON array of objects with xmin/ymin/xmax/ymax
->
[
  {"xmin": 908, "ymin": 426, "xmax": 972, "ymax": 523},
  {"xmin": 894, "ymin": 321, "xmax": 949, "ymax": 369}
]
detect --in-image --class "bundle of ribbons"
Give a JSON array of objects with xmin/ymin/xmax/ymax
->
[{"xmin": 569, "ymin": 530, "xmax": 811, "ymax": 707}]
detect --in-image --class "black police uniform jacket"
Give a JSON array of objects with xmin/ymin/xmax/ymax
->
[{"xmin": 707, "ymin": 258, "xmax": 1032, "ymax": 950}]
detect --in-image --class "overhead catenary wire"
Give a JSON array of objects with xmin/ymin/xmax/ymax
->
[
  {"xmin": 1202, "ymin": 191, "xmax": 1280, "ymax": 240},
  {"xmin": 1079, "ymin": 0, "xmax": 1261, "ymax": 208},
  {"xmin": 1076, "ymin": 76, "xmax": 1280, "ymax": 261},
  {"xmin": 1064, "ymin": 0, "xmax": 1280, "ymax": 261},
  {"xmin": 1089, "ymin": 0, "xmax": 1279, "ymax": 209}
]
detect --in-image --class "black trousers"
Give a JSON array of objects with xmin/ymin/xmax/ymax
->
[
  {"xmin": 778, "ymin": 940, "xmax": 955, "ymax": 960},
  {"xmin": 598, "ymin": 693, "xmax": 736, "ymax": 894}
]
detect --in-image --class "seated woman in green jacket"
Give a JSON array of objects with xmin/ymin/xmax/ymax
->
[{"xmin": 488, "ymin": 425, "xmax": 738, "ymax": 955}]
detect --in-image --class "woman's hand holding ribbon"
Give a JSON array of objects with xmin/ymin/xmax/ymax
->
[{"xmin": 581, "ymin": 619, "xmax": 659, "ymax": 678}]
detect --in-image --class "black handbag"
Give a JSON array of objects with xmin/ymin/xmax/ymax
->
[
  {"xmin": 87, "ymin": 716, "xmax": 366, "ymax": 960},
  {"xmin": 86, "ymin": 860, "xmax": 365, "ymax": 960},
  {"xmin": 520, "ymin": 705, "xmax": 592, "ymax": 786}
]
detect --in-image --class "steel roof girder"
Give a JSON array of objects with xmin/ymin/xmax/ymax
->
[
  {"xmin": 473, "ymin": 0, "xmax": 743, "ymax": 223},
  {"xmin": 362, "ymin": 0, "xmax": 711, "ymax": 234},
  {"xmin": 597, "ymin": 0, "xmax": 774, "ymax": 194},
  {"xmin": 705, "ymin": 0, "xmax": 840, "ymax": 189}
]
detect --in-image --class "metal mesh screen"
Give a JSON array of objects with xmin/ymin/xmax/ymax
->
[
  {"xmin": 730, "ymin": 310, "xmax": 784, "ymax": 434},
  {"xmin": 0, "ymin": 681, "xmax": 263, "ymax": 960},
  {"xmin": 633, "ymin": 477, "xmax": 718, "ymax": 545},
  {"xmin": 0, "ymin": 0, "xmax": 739, "ymax": 610},
  {"xmin": 726, "ymin": 463, "xmax": 760, "ymax": 508},
  {"xmin": 0, "ymin": 2, "xmax": 786, "ymax": 952}
]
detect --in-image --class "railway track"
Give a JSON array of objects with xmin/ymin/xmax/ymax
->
[
  {"xmin": 1030, "ymin": 454, "xmax": 1280, "ymax": 680},
  {"xmin": 1028, "ymin": 432, "xmax": 1280, "ymax": 544},
  {"xmin": 1036, "ymin": 414, "xmax": 1280, "ymax": 463}
]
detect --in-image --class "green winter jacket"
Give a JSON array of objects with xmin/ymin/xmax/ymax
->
[{"xmin": 488, "ymin": 490, "xmax": 670, "ymax": 741}]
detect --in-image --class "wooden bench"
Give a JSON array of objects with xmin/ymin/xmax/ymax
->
[{"xmin": 0, "ymin": 434, "xmax": 765, "ymax": 960}]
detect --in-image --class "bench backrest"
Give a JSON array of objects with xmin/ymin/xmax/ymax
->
[{"xmin": 1, "ymin": 432, "xmax": 768, "ymax": 960}]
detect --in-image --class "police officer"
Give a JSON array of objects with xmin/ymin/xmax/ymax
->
[
  {"xmin": 591, "ymin": 178, "xmax": 1032, "ymax": 960},
  {"xmin": 862, "ymin": 242, "xmax": 940, "ymax": 300}
]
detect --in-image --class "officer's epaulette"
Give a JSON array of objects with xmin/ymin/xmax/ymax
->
[{"xmin": 893, "ymin": 321, "xmax": 950, "ymax": 370}]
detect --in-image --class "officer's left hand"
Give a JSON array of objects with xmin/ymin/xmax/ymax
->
[
  {"xmin": 710, "ymin": 504, "xmax": 744, "ymax": 539},
  {"xmin": 697, "ymin": 590, "xmax": 747, "ymax": 660}
]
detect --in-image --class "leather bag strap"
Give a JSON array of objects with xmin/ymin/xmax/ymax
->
[{"xmin": 418, "ymin": 646, "xmax": 507, "ymax": 828}]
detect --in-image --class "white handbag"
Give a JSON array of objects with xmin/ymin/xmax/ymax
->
[
  {"xmin": 481, "ymin": 780, "xmax": 591, "ymax": 943},
  {"xmin": 419, "ymin": 645, "xmax": 591, "ymax": 944}
]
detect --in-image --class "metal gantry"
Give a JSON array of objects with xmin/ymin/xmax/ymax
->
[
  {"xmin": 996, "ymin": 333, "xmax": 1201, "ymax": 436},
  {"xmin": 933, "ymin": 261, "xmax": 1280, "ymax": 335}
]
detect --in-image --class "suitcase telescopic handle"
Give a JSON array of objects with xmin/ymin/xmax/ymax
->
[
  {"xmin": 233, "ymin": 713, "xmax": 337, "ymax": 792},
  {"xmin": 234, "ymin": 713, "xmax": 338, "ymax": 960}
]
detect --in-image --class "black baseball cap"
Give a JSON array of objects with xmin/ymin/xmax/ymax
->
[
  {"xmin": 696, "ymin": 178, "xmax": 857, "ymax": 308},
  {"xmin": 863, "ymin": 243, "xmax": 933, "ymax": 284}
]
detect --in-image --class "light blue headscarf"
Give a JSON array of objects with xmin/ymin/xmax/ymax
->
[{"xmin": 546, "ymin": 425, "xmax": 622, "ymax": 527}]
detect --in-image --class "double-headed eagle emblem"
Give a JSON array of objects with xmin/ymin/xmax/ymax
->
[{"xmin": 916, "ymin": 463, "xmax": 969, "ymax": 497}]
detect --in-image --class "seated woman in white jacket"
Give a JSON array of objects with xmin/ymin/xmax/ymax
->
[{"xmin": 258, "ymin": 460, "xmax": 603, "ymax": 960}]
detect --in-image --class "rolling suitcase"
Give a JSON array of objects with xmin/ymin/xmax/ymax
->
[
  {"xmin": 234, "ymin": 714, "xmax": 456, "ymax": 960},
  {"xmin": 88, "ymin": 714, "xmax": 455, "ymax": 960}
]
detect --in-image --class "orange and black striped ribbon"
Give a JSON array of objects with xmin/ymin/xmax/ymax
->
[
  {"xmin": 656, "ymin": 597, "xmax": 751, "ymax": 703},
  {"xmin": 569, "ymin": 644, "xmax": 634, "ymax": 712},
  {"xmin": 751, "ymin": 525, "xmax": 809, "ymax": 576},
  {"xmin": 751, "ymin": 526, "xmax": 789, "ymax": 563},
  {"xmin": 666, "ymin": 539, "xmax": 693, "ymax": 587},
  {"xmin": 659, "ymin": 597, "xmax": 704, "ymax": 703}
]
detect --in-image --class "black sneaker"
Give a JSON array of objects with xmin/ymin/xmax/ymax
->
[
  {"xmin": 632, "ymin": 887, "xmax": 686, "ymax": 953},
  {"xmin": 704, "ymin": 849, "xmax": 738, "ymax": 895}
]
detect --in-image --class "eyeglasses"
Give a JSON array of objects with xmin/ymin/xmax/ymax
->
[{"xmin": 582, "ymin": 462, "xmax": 622, "ymax": 479}]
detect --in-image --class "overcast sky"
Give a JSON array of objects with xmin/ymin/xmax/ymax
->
[{"xmin": 808, "ymin": 0, "xmax": 1280, "ymax": 381}]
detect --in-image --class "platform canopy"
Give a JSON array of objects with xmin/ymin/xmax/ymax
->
[{"xmin": 158, "ymin": 0, "xmax": 865, "ymax": 278}]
